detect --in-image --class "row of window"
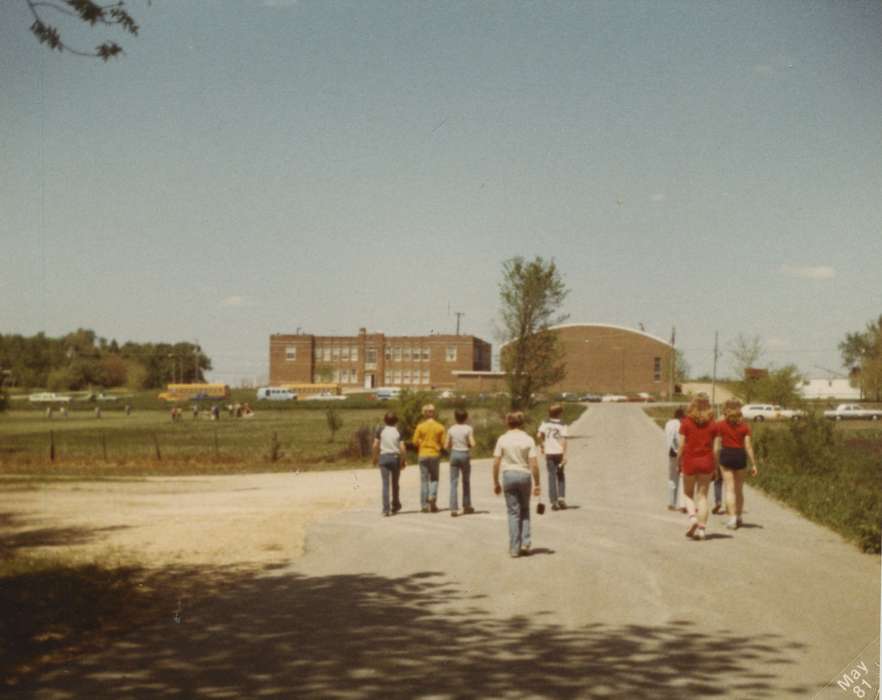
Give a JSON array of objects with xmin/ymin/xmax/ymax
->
[
  {"xmin": 288, "ymin": 345, "xmax": 461, "ymax": 364},
  {"xmin": 385, "ymin": 369, "xmax": 431, "ymax": 385},
  {"xmin": 332, "ymin": 368, "xmax": 359, "ymax": 384}
]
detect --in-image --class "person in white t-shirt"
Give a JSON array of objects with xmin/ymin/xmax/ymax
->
[
  {"xmin": 372, "ymin": 411, "xmax": 407, "ymax": 516},
  {"xmin": 537, "ymin": 403, "xmax": 569, "ymax": 510},
  {"xmin": 446, "ymin": 408, "xmax": 476, "ymax": 517},
  {"xmin": 493, "ymin": 412, "xmax": 541, "ymax": 557},
  {"xmin": 664, "ymin": 408, "xmax": 685, "ymax": 511}
]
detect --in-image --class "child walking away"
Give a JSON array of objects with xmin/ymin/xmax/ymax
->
[
  {"xmin": 372, "ymin": 412, "xmax": 407, "ymax": 516},
  {"xmin": 537, "ymin": 404, "xmax": 569, "ymax": 510},
  {"xmin": 412, "ymin": 404, "xmax": 446, "ymax": 513},
  {"xmin": 446, "ymin": 409, "xmax": 476, "ymax": 517}
]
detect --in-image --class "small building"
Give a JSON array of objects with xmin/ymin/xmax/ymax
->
[
  {"xmin": 799, "ymin": 377, "xmax": 862, "ymax": 401},
  {"xmin": 269, "ymin": 329, "xmax": 491, "ymax": 390}
]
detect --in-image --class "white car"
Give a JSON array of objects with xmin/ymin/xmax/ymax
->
[
  {"xmin": 601, "ymin": 394, "xmax": 628, "ymax": 403},
  {"xmin": 823, "ymin": 404, "xmax": 882, "ymax": 421},
  {"xmin": 741, "ymin": 404, "xmax": 805, "ymax": 422}
]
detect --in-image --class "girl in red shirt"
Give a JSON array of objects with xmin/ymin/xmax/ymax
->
[
  {"xmin": 678, "ymin": 392, "xmax": 719, "ymax": 540},
  {"xmin": 714, "ymin": 399, "xmax": 758, "ymax": 529}
]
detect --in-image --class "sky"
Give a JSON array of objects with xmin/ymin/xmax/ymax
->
[{"xmin": 1, "ymin": 0, "xmax": 880, "ymax": 385}]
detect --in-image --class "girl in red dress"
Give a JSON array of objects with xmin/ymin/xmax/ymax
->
[
  {"xmin": 677, "ymin": 393, "xmax": 719, "ymax": 540},
  {"xmin": 714, "ymin": 399, "xmax": 758, "ymax": 529}
]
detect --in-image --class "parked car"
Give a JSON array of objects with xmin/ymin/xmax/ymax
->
[
  {"xmin": 823, "ymin": 404, "xmax": 882, "ymax": 421},
  {"xmin": 375, "ymin": 387, "xmax": 402, "ymax": 401},
  {"xmin": 256, "ymin": 387, "xmax": 298, "ymax": 401},
  {"xmin": 601, "ymin": 394, "xmax": 628, "ymax": 403},
  {"xmin": 28, "ymin": 392, "xmax": 71, "ymax": 403},
  {"xmin": 741, "ymin": 404, "xmax": 805, "ymax": 422},
  {"xmin": 579, "ymin": 393, "xmax": 602, "ymax": 402}
]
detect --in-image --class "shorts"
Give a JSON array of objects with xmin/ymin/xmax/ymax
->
[
  {"xmin": 719, "ymin": 447, "xmax": 747, "ymax": 470},
  {"xmin": 681, "ymin": 459, "xmax": 715, "ymax": 476}
]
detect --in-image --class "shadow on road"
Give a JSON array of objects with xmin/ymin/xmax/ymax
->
[{"xmin": 7, "ymin": 565, "xmax": 810, "ymax": 698}]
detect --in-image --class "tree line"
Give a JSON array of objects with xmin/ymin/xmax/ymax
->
[{"xmin": 0, "ymin": 329, "xmax": 211, "ymax": 392}]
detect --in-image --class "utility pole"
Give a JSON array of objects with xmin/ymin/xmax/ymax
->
[
  {"xmin": 711, "ymin": 331, "xmax": 720, "ymax": 409},
  {"xmin": 454, "ymin": 312, "xmax": 464, "ymax": 336},
  {"xmin": 669, "ymin": 325, "xmax": 676, "ymax": 399},
  {"xmin": 193, "ymin": 344, "xmax": 200, "ymax": 383}
]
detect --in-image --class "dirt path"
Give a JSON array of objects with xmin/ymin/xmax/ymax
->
[{"xmin": 4, "ymin": 405, "xmax": 880, "ymax": 699}]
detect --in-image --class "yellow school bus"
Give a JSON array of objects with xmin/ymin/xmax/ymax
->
[
  {"xmin": 280, "ymin": 383, "xmax": 342, "ymax": 398},
  {"xmin": 158, "ymin": 383, "xmax": 231, "ymax": 402}
]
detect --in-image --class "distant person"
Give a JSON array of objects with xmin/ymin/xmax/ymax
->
[
  {"xmin": 372, "ymin": 411, "xmax": 406, "ymax": 516},
  {"xmin": 537, "ymin": 403, "xmax": 569, "ymax": 510},
  {"xmin": 714, "ymin": 399, "xmax": 759, "ymax": 529},
  {"xmin": 446, "ymin": 408, "xmax": 476, "ymax": 517},
  {"xmin": 94, "ymin": 406, "xmax": 102, "ymax": 419},
  {"xmin": 412, "ymin": 404, "xmax": 446, "ymax": 513},
  {"xmin": 46, "ymin": 407, "xmax": 53, "ymax": 420},
  {"xmin": 60, "ymin": 405, "xmax": 68, "ymax": 419},
  {"xmin": 211, "ymin": 403, "xmax": 220, "ymax": 421},
  {"xmin": 493, "ymin": 411, "xmax": 541, "ymax": 557},
  {"xmin": 677, "ymin": 393, "xmax": 719, "ymax": 541},
  {"xmin": 192, "ymin": 404, "xmax": 199, "ymax": 420},
  {"xmin": 124, "ymin": 403, "xmax": 132, "ymax": 416},
  {"xmin": 664, "ymin": 408, "xmax": 685, "ymax": 511}
]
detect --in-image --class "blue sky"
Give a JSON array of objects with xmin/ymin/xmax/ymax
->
[{"xmin": 1, "ymin": 0, "xmax": 880, "ymax": 384}]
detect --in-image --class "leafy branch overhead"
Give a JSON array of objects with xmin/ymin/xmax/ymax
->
[{"xmin": 26, "ymin": 0, "xmax": 140, "ymax": 60}]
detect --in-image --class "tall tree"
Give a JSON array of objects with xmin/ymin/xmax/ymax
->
[
  {"xmin": 498, "ymin": 256, "xmax": 569, "ymax": 410},
  {"xmin": 839, "ymin": 314, "xmax": 882, "ymax": 401},
  {"xmin": 25, "ymin": 0, "xmax": 140, "ymax": 61},
  {"xmin": 728, "ymin": 333, "xmax": 765, "ymax": 402}
]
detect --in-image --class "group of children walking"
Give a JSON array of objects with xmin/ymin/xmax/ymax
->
[
  {"xmin": 664, "ymin": 393, "xmax": 758, "ymax": 540},
  {"xmin": 371, "ymin": 403, "xmax": 570, "ymax": 557}
]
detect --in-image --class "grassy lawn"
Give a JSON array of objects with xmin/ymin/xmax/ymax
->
[{"xmin": 0, "ymin": 402, "xmax": 587, "ymax": 477}]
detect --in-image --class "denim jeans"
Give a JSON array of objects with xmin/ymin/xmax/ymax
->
[
  {"xmin": 378, "ymin": 453, "xmax": 401, "ymax": 514},
  {"xmin": 419, "ymin": 457, "xmax": 440, "ymax": 507},
  {"xmin": 449, "ymin": 450, "xmax": 472, "ymax": 511},
  {"xmin": 713, "ymin": 476, "xmax": 723, "ymax": 506},
  {"xmin": 545, "ymin": 454, "xmax": 565, "ymax": 503},
  {"xmin": 668, "ymin": 455, "xmax": 680, "ymax": 507},
  {"xmin": 503, "ymin": 470, "xmax": 532, "ymax": 552}
]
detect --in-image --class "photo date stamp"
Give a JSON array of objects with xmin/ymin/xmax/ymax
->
[{"xmin": 816, "ymin": 638, "xmax": 880, "ymax": 700}]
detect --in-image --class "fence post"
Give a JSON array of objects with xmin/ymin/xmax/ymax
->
[
  {"xmin": 49, "ymin": 430, "xmax": 55, "ymax": 463},
  {"xmin": 270, "ymin": 431, "xmax": 280, "ymax": 462},
  {"xmin": 153, "ymin": 433, "xmax": 162, "ymax": 461}
]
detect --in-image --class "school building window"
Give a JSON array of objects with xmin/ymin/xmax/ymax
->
[
  {"xmin": 403, "ymin": 369, "xmax": 411, "ymax": 384},
  {"xmin": 332, "ymin": 346, "xmax": 341, "ymax": 360},
  {"xmin": 653, "ymin": 357, "xmax": 662, "ymax": 382},
  {"xmin": 341, "ymin": 346, "xmax": 349, "ymax": 361},
  {"xmin": 384, "ymin": 346, "xmax": 392, "ymax": 360},
  {"xmin": 323, "ymin": 347, "xmax": 331, "ymax": 362},
  {"xmin": 286, "ymin": 346, "xmax": 296, "ymax": 361},
  {"xmin": 422, "ymin": 369, "xmax": 430, "ymax": 384},
  {"xmin": 394, "ymin": 347, "xmax": 402, "ymax": 362},
  {"xmin": 366, "ymin": 347, "xmax": 377, "ymax": 364},
  {"xmin": 422, "ymin": 347, "xmax": 430, "ymax": 361},
  {"xmin": 446, "ymin": 346, "xmax": 457, "ymax": 362},
  {"xmin": 403, "ymin": 346, "xmax": 411, "ymax": 361},
  {"xmin": 351, "ymin": 369, "xmax": 358, "ymax": 384},
  {"xmin": 384, "ymin": 372, "xmax": 391, "ymax": 384},
  {"xmin": 350, "ymin": 346, "xmax": 358, "ymax": 361}
]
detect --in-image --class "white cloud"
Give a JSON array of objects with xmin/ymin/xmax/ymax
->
[
  {"xmin": 650, "ymin": 193, "xmax": 666, "ymax": 203},
  {"xmin": 780, "ymin": 265, "xmax": 836, "ymax": 280}
]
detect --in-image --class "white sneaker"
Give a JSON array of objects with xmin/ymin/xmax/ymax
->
[
  {"xmin": 686, "ymin": 518, "xmax": 699, "ymax": 538},
  {"xmin": 696, "ymin": 527, "xmax": 706, "ymax": 541},
  {"xmin": 725, "ymin": 518, "xmax": 737, "ymax": 530}
]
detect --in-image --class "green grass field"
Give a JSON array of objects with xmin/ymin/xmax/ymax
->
[{"xmin": 0, "ymin": 402, "xmax": 587, "ymax": 477}]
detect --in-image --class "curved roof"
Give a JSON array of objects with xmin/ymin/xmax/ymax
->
[
  {"xmin": 549, "ymin": 323, "xmax": 673, "ymax": 348},
  {"xmin": 500, "ymin": 323, "xmax": 672, "ymax": 350}
]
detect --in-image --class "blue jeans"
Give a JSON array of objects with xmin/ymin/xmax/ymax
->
[
  {"xmin": 449, "ymin": 450, "xmax": 472, "ymax": 511},
  {"xmin": 503, "ymin": 470, "xmax": 532, "ymax": 552},
  {"xmin": 419, "ymin": 457, "xmax": 440, "ymax": 507},
  {"xmin": 545, "ymin": 454, "xmax": 565, "ymax": 503},
  {"xmin": 378, "ymin": 453, "xmax": 401, "ymax": 514},
  {"xmin": 668, "ymin": 455, "xmax": 680, "ymax": 507}
]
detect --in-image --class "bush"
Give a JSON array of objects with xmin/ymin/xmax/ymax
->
[
  {"xmin": 393, "ymin": 389, "xmax": 437, "ymax": 444},
  {"xmin": 752, "ymin": 416, "xmax": 881, "ymax": 553}
]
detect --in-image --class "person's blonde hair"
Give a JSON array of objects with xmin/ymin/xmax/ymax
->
[
  {"xmin": 686, "ymin": 392, "xmax": 714, "ymax": 425},
  {"xmin": 421, "ymin": 404, "xmax": 435, "ymax": 418},
  {"xmin": 506, "ymin": 411, "xmax": 525, "ymax": 429},
  {"xmin": 723, "ymin": 399, "xmax": 743, "ymax": 423}
]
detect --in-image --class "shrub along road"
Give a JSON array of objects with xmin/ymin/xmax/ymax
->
[{"xmin": 9, "ymin": 404, "xmax": 880, "ymax": 699}]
